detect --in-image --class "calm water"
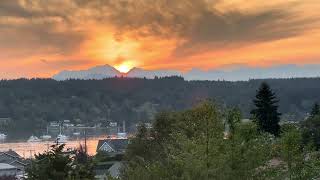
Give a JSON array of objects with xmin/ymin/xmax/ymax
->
[{"xmin": 0, "ymin": 136, "xmax": 108, "ymax": 158}]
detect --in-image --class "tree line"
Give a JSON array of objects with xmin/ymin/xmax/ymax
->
[{"xmin": 1, "ymin": 77, "xmax": 320, "ymax": 137}]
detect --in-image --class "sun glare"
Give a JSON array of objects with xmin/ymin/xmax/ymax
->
[{"xmin": 116, "ymin": 63, "xmax": 133, "ymax": 73}]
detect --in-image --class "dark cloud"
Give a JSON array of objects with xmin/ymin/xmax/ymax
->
[
  {"xmin": 75, "ymin": 0, "xmax": 314, "ymax": 56},
  {"xmin": 0, "ymin": 25, "xmax": 85, "ymax": 57},
  {"xmin": 0, "ymin": 0, "xmax": 84, "ymax": 57},
  {"xmin": 0, "ymin": 0, "xmax": 32, "ymax": 17},
  {"xmin": 173, "ymin": 8, "xmax": 311, "ymax": 56},
  {"xmin": 0, "ymin": 0, "xmax": 316, "ymax": 60},
  {"xmin": 0, "ymin": 0, "xmax": 72, "ymax": 20}
]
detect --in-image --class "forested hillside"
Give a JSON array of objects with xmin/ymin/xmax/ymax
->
[{"xmin": 0, "ymin": 76, "xmax": 319, "ymax": 136}]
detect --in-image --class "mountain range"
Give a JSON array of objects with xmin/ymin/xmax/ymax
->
[{"xmin": 53, "ymin": 64, "xmax": 320, "ymax": 81}]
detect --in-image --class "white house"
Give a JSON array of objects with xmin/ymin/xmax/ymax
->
[{"xmin": 0, "ymin": 163, "xmax": 18, "ymax": 177}]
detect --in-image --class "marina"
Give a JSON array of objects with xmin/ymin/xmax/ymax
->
[{"xmin": 0, "ymin": 120, "xmax": 130, "ymax": 158}]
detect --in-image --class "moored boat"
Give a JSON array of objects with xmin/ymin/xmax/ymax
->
[
  {"xmin": 27, "ymin": 135, "xmax": 41, "ymax": 142},
  {"xmin": 0, "ymin": 133, "xmax": 7, "ymax": 140},
  {"xmin": 41, "ymin": 134, "xmax": 52, "ymax": 140},
  {"xmin": 56, "ymin": 124, "xmax": 68, "ymax": 144},
  {"xmin": 56, "ymin": 134, "xmax": 68, "ymax": 144},
  {"xmin": 73, "ymin": 132, "xmax": 80, "ymax": 136}
]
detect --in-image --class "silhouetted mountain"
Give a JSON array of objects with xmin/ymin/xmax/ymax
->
[
  {"xmin": 184, "ymin": 64, "xmax": 320, "ymax": 81},
  {"xmin": 53, "ymin": 65, "xmax": 121, "ymax": 80},
  {"xmin": 53, "ymin": 64, "xmax": 320, "ymax": 81}
]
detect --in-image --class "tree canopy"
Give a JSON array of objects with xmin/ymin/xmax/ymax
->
[
  {"xmin": 310, "ymin": 103, "xmax": 320, "ymax": 118},
  {"xmin": 26, "ymin": 144, "xmax": 94, "ymax": 180},
  {"xmin": 251, "ymin": 82, "xmax": 281, "ymax": 136},
  {"xmin": 122, "ymin": 101, "xmax": 320, "ymax": 180}
]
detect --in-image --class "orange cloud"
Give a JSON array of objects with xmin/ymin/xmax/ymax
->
[{"xmin": 0, "ymin": 0, "xmax": 319, "ymax": 78}]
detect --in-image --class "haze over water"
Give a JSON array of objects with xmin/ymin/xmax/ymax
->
[{"xmin": 0, "ymin": 137, "xmax": 104, "ymax": 157}]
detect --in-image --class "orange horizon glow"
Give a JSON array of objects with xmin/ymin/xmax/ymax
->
[{"xmin": 115, "ymin": 62, "xmax": 134, "ymax": 73}]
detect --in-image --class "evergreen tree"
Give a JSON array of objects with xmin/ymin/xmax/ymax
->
[
  {"xmin": 26, "ymin": 144, "xmax": 72, "ymax": 180},
  {"xmin": 125, "ymin": 123, "xmax": 152, "ymax": 161},
  {"xmin": 26, "ymin": 144, "xmax": 95, "ymax": 180},
  {"xmin": 251, "ymin": 82, "xmax": 281, "ymax": 136},
  {"xmin": 310, "ymin": 103, "xmax": 320, "ymax": 118},
  {"xmin": 301, "ymin": 105, "xmax": 320, "ymax": 149}
]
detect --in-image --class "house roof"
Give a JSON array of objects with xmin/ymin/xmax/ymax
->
[
  {"xmin": 3, "ymin": 150, "xmax": 20, "ymax": 158},
  {"xmin": 0, "ymin": 163, "xmax": 17, "ymax": 170},
  {"xmin": 97, "ymin": 139, "xmax": 129, "ymax": 152},
  {"xmin": 108, "ymin": 162, "xmax": 123, "ymax": 178},
  {"xmin": 94, "ymin": 161, "xmax": 123, "ymax": 177},
  {"xmin": 9, "ymin": 160, "xmax": 27, "ymax": 166},
  {"xmin": 0, "ymin": 150, "xmax": 20, "ymax": 158},
  {"xmin": 0, "ymin": 150, "xmax": 27, "ymax": 168}
]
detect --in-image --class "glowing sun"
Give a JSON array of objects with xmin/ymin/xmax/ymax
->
[{"xmin": 115, "ymin": 62, "xmax": 133, "ymax": 73}]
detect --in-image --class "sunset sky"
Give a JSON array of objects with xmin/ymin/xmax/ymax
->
[{"xmin": 0, "ymin": 0, "xmax": 320, "ymax": 78}]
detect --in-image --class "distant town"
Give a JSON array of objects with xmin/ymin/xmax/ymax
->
[{"xmin": 0, "ymin": 119, "xmax": 146, "ymax": 179}]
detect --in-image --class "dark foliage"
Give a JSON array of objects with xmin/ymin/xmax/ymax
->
[
  {"xmin": 0, "ymin": 77, "xmax": 320, "ymax": 137},
  {"xmin": 71, "ymin": 145, "xmax": 95, "ymax": 179},
  {"xmin": 26, "ymin": 144, "xmax": 72, "ymax": 180},
  {"xmin": 251, "ymin": 82, "xmax": 281, "ymax": 136},
  {"xmin": 123, "ymin": 102, "xmax": 320, "ymax": 179},
  {"xmin": 26, "ymin": 144, "xmax": 94, "ymax": 180},
  {"xmin": 310, "ymin": 103, "xmax": 320, "ymax": 118}
]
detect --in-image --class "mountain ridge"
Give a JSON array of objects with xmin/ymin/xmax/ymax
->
[{"xmin": 53, "ymin": 64, "xmax": 320, "ymax": 81}]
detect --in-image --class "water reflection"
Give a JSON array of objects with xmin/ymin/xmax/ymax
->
[{"xmin": 0, "ymin": 136, "xmax": 107, "ymax": 158}]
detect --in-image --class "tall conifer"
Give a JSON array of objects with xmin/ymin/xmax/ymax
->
[
  {"xmin": 251, "ymin": 82, "xmax": 281, "ymax": 136},
  {"xmin": 310, "ymin": 103, "xmax": 320, "ymax": 118}
]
